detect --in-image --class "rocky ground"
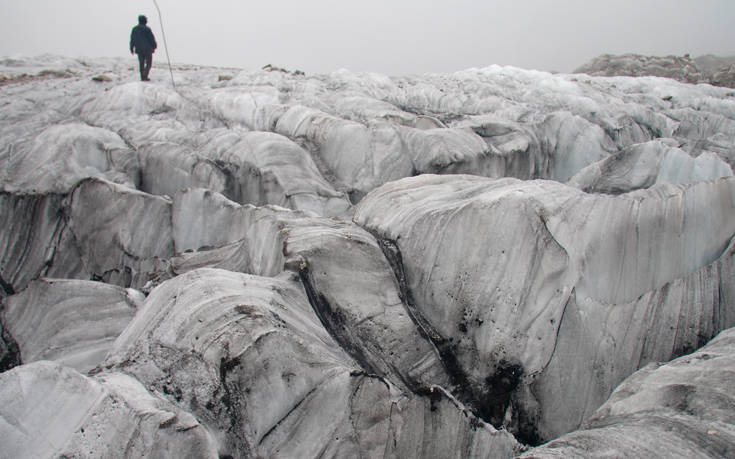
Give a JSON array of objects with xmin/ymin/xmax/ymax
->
[{"xmin": 1, "ymin": 54, "xmax": 735, "ymax": 458}]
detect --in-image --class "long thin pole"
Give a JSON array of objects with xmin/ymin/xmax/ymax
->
[{"xmin": 152, "ymin": 0, "xmax": 176, "ymax": 89}]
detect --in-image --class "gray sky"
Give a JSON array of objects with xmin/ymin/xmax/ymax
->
[{"xmin": 1, "ymin": 0, "xmax": 734, "ymax": 75}]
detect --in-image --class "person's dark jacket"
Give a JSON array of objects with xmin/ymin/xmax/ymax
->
[{"xmin": 130, "ymin": 24, "xmax": 157, "ymax": 55}]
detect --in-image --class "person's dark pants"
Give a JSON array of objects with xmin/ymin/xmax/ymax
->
[{"xmin": 137, "ymin": 53, "xmax": 153, "ymax": 81}]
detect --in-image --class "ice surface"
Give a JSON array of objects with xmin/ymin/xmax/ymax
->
[{"xmin": 1, "ymin": 54, "xmax": 735, "ymax": 456}]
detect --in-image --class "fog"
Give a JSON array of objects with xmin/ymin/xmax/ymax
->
[{"xmin": 1, "ymin": 0, "xmax": 734, "ymax": 74}]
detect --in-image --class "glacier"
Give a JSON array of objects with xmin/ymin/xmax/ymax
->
[{"xmin": 1, "ymin": 54, "xmax": 735, "ymax": 457}]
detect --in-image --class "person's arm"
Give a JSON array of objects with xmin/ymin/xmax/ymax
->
[
  {"xmin": 130, "ymin": 29, "xmax": 135, "ymax": 54},
  {"xmin": 148, "ymin": 28, "xmax": 157, "ymax": 51}
]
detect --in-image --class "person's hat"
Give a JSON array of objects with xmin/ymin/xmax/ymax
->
[{"xmin": 138, "ymin": 15, "xmax": 147, "ymax": 24}]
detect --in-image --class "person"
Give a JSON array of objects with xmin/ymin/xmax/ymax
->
[{"xmin": 130, "ymin": 15, "xmax": 157, "ymax": 81}]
